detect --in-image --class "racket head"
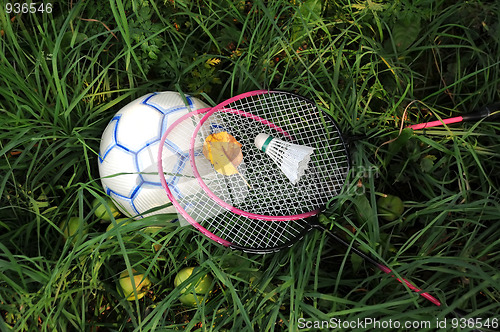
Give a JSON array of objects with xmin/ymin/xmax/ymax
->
[
  {"xmin": 189, "ymin": 90, "xmax": 351, "ymax": 221},
  {"xmin": 157, "ymin": 108, "xmax": 312, "ymax": 252}
]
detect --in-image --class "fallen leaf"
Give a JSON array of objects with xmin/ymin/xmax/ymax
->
[{"xmin": 203, "ymin": 132, "xmax": 243, "ymax": 175}]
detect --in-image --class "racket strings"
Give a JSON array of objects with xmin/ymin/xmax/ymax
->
[
  {"xmin": 207, "ymin": 215, "xmax": 308, "ymax": 249},
  {"xmin": 159, "ymin": 110, "xmax": 310, "ymax": 250},
  {"xmin": 192, "ymin": 92, "xmax": 350, "ymax": 218}
]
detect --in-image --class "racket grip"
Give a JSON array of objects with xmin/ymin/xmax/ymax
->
[
  {"xmin": 462, "ymin": 102, "xmax": 500, "ymax": 122},
  {"xmin": 376, "ymin": 263, "xmax": 441, "ymax": 306}
]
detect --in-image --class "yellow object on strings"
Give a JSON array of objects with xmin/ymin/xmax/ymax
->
[{"xmin": 202, "ymin": 132, "xmax": 250, "ymax": 188}]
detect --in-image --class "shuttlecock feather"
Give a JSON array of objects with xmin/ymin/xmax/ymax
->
[{"xmin": 254, "ymin": 133, "xmax": 314, "ymax": 185}]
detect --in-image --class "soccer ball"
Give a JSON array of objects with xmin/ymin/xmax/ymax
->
[{"xmin": 98, "ymin": 91, "xmax": 209, "ymax": 219}]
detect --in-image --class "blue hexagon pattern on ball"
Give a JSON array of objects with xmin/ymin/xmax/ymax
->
[{"xmin": 98, "ymin": 91, "xmax": 209, "ymax": 219}]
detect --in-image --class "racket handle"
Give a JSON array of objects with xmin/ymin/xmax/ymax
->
[{"xmin": 316, "ymin": 224, "xmax": 441, "ymax": 306}]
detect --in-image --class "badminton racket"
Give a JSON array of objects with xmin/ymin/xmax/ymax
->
[
  {"xmin": 157, "ymin": 91, "xmax": 441, "ymax": 306},
  {"xmin": 188, "ymin": 92, "xmax": 500, "ymax": 223}
]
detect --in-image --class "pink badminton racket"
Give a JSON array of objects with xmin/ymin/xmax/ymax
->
[
  {"xmin": 187, "ymin": 95, "xmax": 500, "ymax": 224},
  {"xmin": 157, "ymin": 90, "xmax": 442, "ymax": 306}
]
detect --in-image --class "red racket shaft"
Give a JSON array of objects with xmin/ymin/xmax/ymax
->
[
  {"xmin": 375, "ymin": 264, "xmax": 441, "ymax": 306},
  {"xmin": 315, "ymin": 224, "xmax": 441, "ymax": 306},
  {"xmin": 408, "ymin": 116, "xmax": 463, "ymax": 130},
  {"xmin": 408, "ymin": 103, "xmax": 500, "ymax": 130}
]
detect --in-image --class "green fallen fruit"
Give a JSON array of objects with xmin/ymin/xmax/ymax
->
[
  {"xmin": 92, "ymin": 197, "xmax": 120, "ymax": 221},
  {"xmin": 142, "ymin": 226, "xmax": 164, "ymax": 235},
  {"xmin": 117, "ymin": 269, "xmax": 151, "ymax": 301},
  {"xmin": 174, "ymin": 267, "xmax": 213, "ymax": 306},
  {"xmin": 59, "ymin": 217, "xmax": 88, "ymax": 243},
  {"xmin": 178, "ymin": 293, "xmax": 204, "ymax": 306},
  {"xmin": 106, "ymin": 218, "xmax": 132, "ymax": 238},
  {"xmin": 377, "ymin": 194, "xmax": 404, "ymax": 221}
]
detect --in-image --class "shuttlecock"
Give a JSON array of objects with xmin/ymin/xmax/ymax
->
[{"xmin": 254, "ymin": 133, "xmax": 315, "ymax": 185}]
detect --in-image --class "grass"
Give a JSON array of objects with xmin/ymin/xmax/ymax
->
[{"xmin": 1, "ymin": 0, "xmax": 500, "ymax": 330}]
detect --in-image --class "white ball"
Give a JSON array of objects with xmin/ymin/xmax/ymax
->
[{"xmin": 98, "ymin": 91, "xmax": 209, "ymax": 219}]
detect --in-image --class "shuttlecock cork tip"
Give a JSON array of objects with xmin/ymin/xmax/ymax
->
[{"xmin": 255, "ymin": 133, "xmax": 273, "ymax": 152}]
